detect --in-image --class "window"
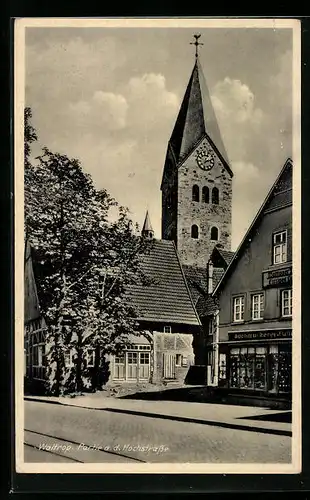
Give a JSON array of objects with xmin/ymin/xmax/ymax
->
[
  {"xmin": 191, "ymin": 224, "xmax": 199, "ymax": 239},
  {"xmin": 33, "ymin": 344, "xmax": 45, "ymax": 367},
  {"xmin": 230, "ymin": 345, "xmax": 291, "ymax": 393},
  {"xmin": 202, "ymin": 186, "xmax": 209, "ymax": 203},
  {"xmin": 230, "ymin": 346, "xmax": 267, "ymax": 390},
  {"xmin": 182, "ymin": 355, "xmax": 188, "ymax": 367},
  {"xmin": 86, "ymin": 348, "xmax": 95, "ymax": 367},
  {"xmin": 164, "ymin": 326, "xmax": 171, "ymax": 333},
  {"xmin": 281, "ymin": 289, "xmax": 292, "ymax": 317},
  {"xmin": 64, "ymin": 349, "xmax": 74, "ymax": 368},
  {"xmin": 273, "ymin": 230, "xmax": 287, "ymax": 264},
  {"xmin": 251, "ymin": 293, "xmax": 264, "ymax": 320},
  {"xmin": 192, "ymin": 185, "xmax": 200, "ymax": 202},
  {"xmin": 212, "ymin": 187, "xmax": 219, "ymax": 204},
  {"xmin": 233, "ymin": 296, "xmax": 245, "ymax": 322},
  {"xmin": 175, "ymin": 354, "xmax": 182, "ymax": 366},
  {"xmin": 211, "ymin": 226, "xmax": 219, "ymax": 241},
  {"xmin": 219, "ymin": 353, "xmax": 226, "ymax": 379},
  {"xmin": 114, "ymin": 354, "xmax": 125, "ymax": 380}
]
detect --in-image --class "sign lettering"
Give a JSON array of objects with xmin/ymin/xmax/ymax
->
[
  {"xmin": 262, "ymin": 266, "xmax": 292, "ymax": 288},
  {"xmin": 229, "ymin": 330, "xmax": 292, "ymax": 341}
]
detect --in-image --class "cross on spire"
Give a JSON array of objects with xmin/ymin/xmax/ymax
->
[{"xmin": 190, "ymin": 33, "xmax": 203, "ymax": 58}]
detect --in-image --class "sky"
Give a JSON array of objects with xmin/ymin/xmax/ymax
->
[{"xmin": 25, "ymin": 24, "xmax": 293, "ymax": 250}]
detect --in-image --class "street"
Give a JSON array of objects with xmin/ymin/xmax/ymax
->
[{"xmin": 24, "ymin": 400, "xmax": 291, "ymax": 463}]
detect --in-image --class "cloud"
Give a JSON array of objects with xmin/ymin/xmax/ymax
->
[
  {"xmin": 231, "ymin": 161, "xmax": 270, "ymax": 250},
  {"xmin": 212, "ymin": 78, "xmax": 263, "ymax": 125},
  {"xmin": 211, "ymin": 78, "xmax": 264, "ymax": 163},
  {"xmin": 26, "ymin": 31, "xmax": 292, "ymax": 247},
  {"xmin": 69, "ymin": 91, "xmax": 128, "ymax": 131}
]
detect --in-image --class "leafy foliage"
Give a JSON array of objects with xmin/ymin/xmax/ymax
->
[{"xmin": 25, "ymin": 109, "xmax": 152, "ymax": 395}]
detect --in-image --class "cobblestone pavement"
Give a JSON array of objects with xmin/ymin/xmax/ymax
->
[{"xmin": 24, "ymin": 400, "xmax": 291, "ymax": 464}]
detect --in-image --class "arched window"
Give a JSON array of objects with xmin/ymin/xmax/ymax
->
[
  {"xmin": 212, "ymin": 187, "xmax": 219, "ymax": 204},
  {"xmin": 192, "ymin": 185, "xmax": 200, "ymax": 202},
  {"xmin": 191, "ymin": 225, "xmax": 199, "ymax": 239},
  {"xmin": 211, "ymin": 226, "xmax": 219, "ymax": 241},
  {"xmin": 202, "ymin": 186, "xmax": 209, "ymax": 203}
]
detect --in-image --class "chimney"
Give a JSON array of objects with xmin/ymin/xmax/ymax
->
[{"xmin": 207, "ymin": 259, "xmax": 214, "ymax": 294}]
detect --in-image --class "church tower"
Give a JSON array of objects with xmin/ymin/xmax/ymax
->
[{"xmin": 161, "ymin": 36, "xmax": 233, "ymax": 268}]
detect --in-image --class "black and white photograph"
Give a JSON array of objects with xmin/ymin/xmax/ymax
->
[{"xmin": 15, "ymin": 17, "xmax": 301, "ymax": 474}]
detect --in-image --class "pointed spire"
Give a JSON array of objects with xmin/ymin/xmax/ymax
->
[
  {"xmin": 141, "ymin": 210, "xmax": 154, "ymax": 239},
  {"xmin": 169, "ymin": 54, "xmax": 229, "ymax": 167}
]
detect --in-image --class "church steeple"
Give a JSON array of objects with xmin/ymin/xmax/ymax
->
[
  {"xmin": 169, "ymin": 54, "xmax": 230, "ymax": 169},
  {"xmin": 141, "ymin": 211, "xmax": 154, "ymax": 239},
  {"xmin": 161, "ymin": 37, "xmax": 233, "ymax": 268}
]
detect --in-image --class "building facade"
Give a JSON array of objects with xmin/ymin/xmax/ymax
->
[
  {"xmin": 211, "ymin": 159, "xmax": 293, "ymax": 403},
  {"xmin": 108, "ymin": 223, "xmax": 201, "ymax": 386}
]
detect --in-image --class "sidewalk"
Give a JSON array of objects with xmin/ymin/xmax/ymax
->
[{"xmin": 24, "ymin": 392, "xmax": 292, "ymax": 437}]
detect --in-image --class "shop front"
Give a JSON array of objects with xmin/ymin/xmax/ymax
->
[{"xmin": 218, "ymin": 329, "xmax": 292, "ymax": 398}]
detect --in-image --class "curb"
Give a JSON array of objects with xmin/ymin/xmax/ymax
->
[{"xmin": 25, "ymin": 397, "xmax": 292, "ymax": 437}]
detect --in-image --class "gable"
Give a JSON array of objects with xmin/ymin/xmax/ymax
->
[
  {"xmin": 177, "ymin": 136, "xmax": 232, "ymax": 181},
  {"xmin": 213, "ymin": 158, "xmax": 293, "ymax": 296}
]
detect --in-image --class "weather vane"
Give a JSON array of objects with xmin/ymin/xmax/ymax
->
[{"xmin": 190, "ymin": 33, "xmax": 203, "ymax": 58}]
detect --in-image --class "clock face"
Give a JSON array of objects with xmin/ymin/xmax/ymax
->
[{"xmin": 196, "ymin": 149, "xmax": 215, "ymax": 170}]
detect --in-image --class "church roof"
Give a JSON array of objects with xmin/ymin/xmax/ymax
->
[
  {"xmin": 24, "ymin": 240, "xmax": 41, "ymax": 323},
  {"xmin": 169, "ymin": 58, "xmax": 230, "ymax": 168},
  {"xmin": 213, "ymin": 158, "xmax": 293, "ymax": 296},
  {"xmin": 129, "ymin": 239, "xmax": 201, "ymax": 326}
]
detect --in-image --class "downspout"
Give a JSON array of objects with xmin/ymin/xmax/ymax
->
[{"xmin": 213, "ymin": 308, "xmax": 220, "ymax": 386}]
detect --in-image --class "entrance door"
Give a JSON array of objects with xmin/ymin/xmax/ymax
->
[
  {"xmin": 139, "ymin": 351, "xmax": 150, "ymax": 380},
  {"xmin": 163, "ymin": 353, "xmax": 176, "ymax": 379},
  {"xmin": 126, "ymin": 352, "xmax": 138, "ymax": 380}
]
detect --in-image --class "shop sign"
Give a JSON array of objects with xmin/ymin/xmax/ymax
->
[
  {"xmin": 229, "ymin": 330, "xmax": 292, "ymax": 341},
  {"xmin": 262, "ymin": 266, "xmax": 292, "ymax": 288}
]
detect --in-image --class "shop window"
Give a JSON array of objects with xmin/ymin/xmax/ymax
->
[
  {"xmin": 191, "ymin": 225, "xmax": 199, "ymax": 239},
  {"xmin": 228, "ymin": 344, "xmax": 293, "ymax": 393},
  {"xmin": 175, "ymin": 354, "xmax": 182, "ymax": 367},
  {"xmin": 212, "ymin": 187, "xmax": 219, "ymax": 204},
  {"xmin": 281, "ymin": 289, "xmax": 292, "ymax": 317},
  {"xmin": 192, "ymin": 185, "xmax": 200, "ymax": 202},
  {"xmin": 219, "ymin": 353, "xmax": 226, "ymax": 379},
  {"xmin": 251, "ymin": 293, "xmax": 264, "ymax": 320},
  {"xmin": 273, "ymin": 230, "xmax": 287, "ymax": 264},
  {"xmin": 233, "ymin": 296, "xmax": 245, "ymax": 322},
  {"xmin": 202, "ymin": 186, "xmax": 209, "ymax": 203},
  {"xmin": 86, "ymin": 348, "xmax": 95, "ymax": 367}
]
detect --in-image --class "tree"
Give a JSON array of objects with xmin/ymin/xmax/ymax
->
[{"xmin": 25, "ymin": 110, "xmax": 152, "ymax": 395}]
